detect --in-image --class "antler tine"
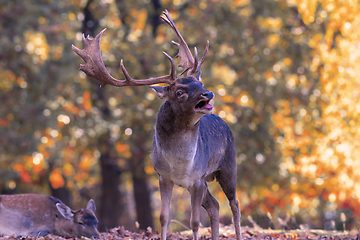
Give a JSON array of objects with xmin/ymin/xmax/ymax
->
[
  {"xmin": 120, "ymin": 53, "xmax": 176, "ymax": 84},
  {"xmin": 188, "ymin": 47, "xmax": 198, "ymax": 76},
  {"xmin": 72, "ymin": 28, "xmax": 175, "ymax": 88},
  {"xmin": 195, "ymin": 40, "xmax": 210, "ymax": 73},
  {"xmin": 161, "ymin": 10, "xmax": 195, "ymax": 76},
  {"xmin": 161, "ymin": 10, "xmax": 210, "ymax": 77},
  {"xmin": 120, "ymin": 59, "xmax": 132, "ymax": 82},
  {"xmin": 163, "ymin": 51, "xmax": 176, "ymax": 80}
]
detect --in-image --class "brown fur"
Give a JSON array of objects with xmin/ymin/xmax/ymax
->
[{"xmin": 0, "ymin": 194, "xmax": 99, "ymax": 238}]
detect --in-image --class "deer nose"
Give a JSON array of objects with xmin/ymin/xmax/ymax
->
[{"xmin": 202, "ymin": 91, "xmax": 214, "ymax": 100}]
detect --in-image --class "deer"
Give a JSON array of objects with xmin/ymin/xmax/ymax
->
[
  {"xmin": 0, "ymin": 194, "xmax": 99, "ymax": 238},
  {"xmin": 72, "ymin": 10, "xmax": 242, "ymax": 240}
]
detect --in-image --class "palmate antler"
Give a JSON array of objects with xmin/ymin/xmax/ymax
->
[
  {"xmin": 72, "ymin": 10, "xmax": 209, "ymax": 88},
  {"xmin": 160, "ymin": 10, "xmax": 210, "ymax": 77},
  {"xmin": 72, "ymin": 29, "xmax": 176, "ymax": 88}
]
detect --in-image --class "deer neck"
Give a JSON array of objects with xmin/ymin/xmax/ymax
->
[
  {"xmin": 54, "ymin": 219, "xmax": 75, "ymax": 237},
  {"xmin": 156, "ymin": 101, "xmax": 200, "ymax": 138},
  {"xmin": 155, "ymin": 101, "xmax": 201, "ymax": 163},
  {"xmin": 154, "ymin": 101, "xmax": 207, "ymax": 188}
]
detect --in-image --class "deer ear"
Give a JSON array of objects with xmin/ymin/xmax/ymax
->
[
  {"xmin": 56, "ymin": 203, "xmax": 74, "ymax": 220},
  {"xmin": 87, "ymin": 199, "xmax": 96, "ymax": 212},
  {"xmin": 195, "ymin": 71, "xmax": 202, "ymax": 81},
  {"xmin": 148, "ymin": 86, "xmax": 168, "ymax": 99}
]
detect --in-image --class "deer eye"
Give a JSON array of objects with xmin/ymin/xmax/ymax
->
[
  {"xmin": 78, "ymin": 221, "xmax": 84, "ymax": 225},
  {"xmin": 176, "ymin": 90, "xmax": 184, "ymax": 97}
]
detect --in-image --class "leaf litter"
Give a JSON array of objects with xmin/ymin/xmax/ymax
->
[{"xmin": 0, "ymin": 225, "xmax": 359, "ymax": 240}]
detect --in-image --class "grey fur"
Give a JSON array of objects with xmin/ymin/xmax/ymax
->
[{"xmin": 150, "ymin": 76, "xmax": 242, "ymax": 240}]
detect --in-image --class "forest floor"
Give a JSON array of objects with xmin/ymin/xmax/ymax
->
[{"xmin": 0, "ymin": 225, "xmax": 359, "ymax": 240}]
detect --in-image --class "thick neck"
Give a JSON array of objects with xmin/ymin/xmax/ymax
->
[
  {"xmin": 54, "ymin": 220, "xmax": 76, "ymax": 237},
  {"xmin": 156, "ymin": 101, "xmax": 201, "ymax": 136}
]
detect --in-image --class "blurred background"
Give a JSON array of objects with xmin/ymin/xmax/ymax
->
[{"xmin": 1, "ymin": 0, "xmax": 360, "ymax": 233}]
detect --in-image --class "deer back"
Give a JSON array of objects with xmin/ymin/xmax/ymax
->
[
  {"xmin": 0, "ymin": 194, "xmax": 99, "ymax": 238},
  {"xmin": 198, "ymin": 114, "xmax": 236, "ymax": 179}
]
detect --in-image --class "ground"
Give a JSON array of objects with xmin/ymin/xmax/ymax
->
[{"xmin": 0, "ymin": 225, "xmax": 359, "ymax": 240}]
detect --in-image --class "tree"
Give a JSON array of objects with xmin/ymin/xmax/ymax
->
[
  {"xmin": 2, "ymin": 0, "xmax": 360, "ymax": 232},
  {"xmin": 272, "ymin": 0, "xmax": 360, "ymax": 228}
]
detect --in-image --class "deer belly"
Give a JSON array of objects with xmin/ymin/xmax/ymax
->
[
  {"xmin": 170, "ymin": 172, "xmax": 195, "ymax": 188},
  {"xmin": 0, "ymin": 208, "xmax": 34, "ymax": 236}
]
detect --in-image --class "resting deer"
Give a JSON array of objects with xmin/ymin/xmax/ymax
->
[
  {"xmin": 0, "ymin": 194, "xmax": 99, "ymax": 238},
  {"xmin": 72, "ymin": 10, "xmax": 242, "ymax": 240}
]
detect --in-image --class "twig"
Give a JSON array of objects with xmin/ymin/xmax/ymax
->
[{"xmin": 170, "ymin": 219, "xmax": 191, "ymax": 230}]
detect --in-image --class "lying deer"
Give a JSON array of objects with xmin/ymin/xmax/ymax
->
[
  {"xmin": 72, "ymin": 10, "xmax": 242, "ymax": 240},
  {"xmin": 0, "ymin": 194, "xmax": 99, "ymax": 238}
]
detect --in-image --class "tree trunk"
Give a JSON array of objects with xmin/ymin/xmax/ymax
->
[
  {"xmin": 112, "ymin": 0, "xmax": 159, "ymax": 231},
  {"xmin": 98, "ymin": 142, "xmax": 123, "ymax": 231},
  {"xmin": 50, "ymin": 187, "xmax": 71, "ymax": 206},
  {"xmin": 150, "ymin": 0, "xmax": 162, "ymax": 37},
  {"xmin": 81, "ymin": 0, "xmax": 124, "ymax": 231},
  {"xmin": 130, "ymin": 133, "xmax": 154, "ymax": 230},
  {"xmin": 127, "ymin": 1, "xmax": 164, "ymax": 227}
]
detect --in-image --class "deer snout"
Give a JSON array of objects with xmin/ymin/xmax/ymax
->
[
  {"xmin": 92, "ymin": 232, "xmax": 100, "ymax": 239},
  {"xmin": 202, "ymin": 91, "xmax": 214, "ymax": 100}
]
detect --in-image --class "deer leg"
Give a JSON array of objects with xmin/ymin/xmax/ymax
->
[
  {"xmin": 189, "ymin": 181, "xmax": 206, "ymax": 240},
  {"xmin": 29, "ymin": 230, "xmax": 50, "ymax": 237},
  {"xmin": 159, "ymin": 176, "xmax": 174, "ymax": 240},
  {"xmin": 217, "ymin": 172, "xmax": 242, "ymax": 240},
  {"xmin": 229, "ymin": 196, "xmax": 242, "ymax": 240},
  {"xmin": 201, "ymin": 187, "xmax": 220, "ymax": 240}
]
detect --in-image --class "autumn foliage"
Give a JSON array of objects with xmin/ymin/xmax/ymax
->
[{"xmin": 1, "ymin": 0, "xmax": 360, "ymax": 233}]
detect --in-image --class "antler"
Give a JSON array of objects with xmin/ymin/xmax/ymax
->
[
  {"xmin": 160, "ymin": 10, "xmax": 210, "ymax": 77},
  {"xmin": 72, "ymin": 29, "xmax": 176, "ymax": 88}
]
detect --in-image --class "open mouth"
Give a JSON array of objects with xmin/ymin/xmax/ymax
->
[{"xmin": 195, "ymin": 99, "xmax": 213, "ymax": 112}]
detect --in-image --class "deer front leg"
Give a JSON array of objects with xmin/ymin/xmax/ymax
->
[
  {"xmin": 159, "ymin": 176, "xmax": 174, "ymax": 240},
  {"xmin": 189, "ymin": 181, "xmax": 207, "ymax": 240}
]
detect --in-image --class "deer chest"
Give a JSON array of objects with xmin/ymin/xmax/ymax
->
[{"xmin": 153, "ymin": 139, "xmax": 209, "ymax": 188}]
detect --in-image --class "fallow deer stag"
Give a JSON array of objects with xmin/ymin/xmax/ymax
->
[
  {"xmin": 72, "ymin": 10, "xmax": 242, "ymax": 240},
  {"xmin": 0, "ymin": 194, "xmax": 99, "ymax": 238}
]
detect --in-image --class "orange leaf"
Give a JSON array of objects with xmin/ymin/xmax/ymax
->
[
  {"xmin": 19, "ymin": 170, "xmax": 32, "ymax": 183},
  {"xmin": 49, "ymin": 169, "xmax": 65, "ymax": 189},
  {"xmin": 12, "ymin": 163, "xmax": 24, "ymax": 172}
]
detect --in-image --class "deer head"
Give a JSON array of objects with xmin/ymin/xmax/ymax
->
[
  {"xmin": 55, "ymin": 198, "xmax": 99, "ymax": 238},
  {"xmin": 149, "ymin": 75, "xmax": 214, "ymax": 127}
]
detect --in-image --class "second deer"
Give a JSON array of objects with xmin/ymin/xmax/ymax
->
[
  {"xmin": 0, "ymin": 194, "xmax": 99, "ymax": 238},
  {"xmin": 73, "ymin": 10, "xmax": 242, "ymax": 240}
]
